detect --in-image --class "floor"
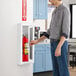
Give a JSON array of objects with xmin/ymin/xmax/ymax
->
[
  {"xmin": 69, "ymin": 67, "xmax": 76, "ymax": 76},
  {"xmin": 33, "ymin": 71, "xmax": 53, "ymax": 76},
  {"xmin": 33, "ymin": 67, "xmax": 76, "ymax": 76}
]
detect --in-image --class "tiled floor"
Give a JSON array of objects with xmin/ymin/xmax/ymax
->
[
  {"xmin": 33, "ymin": 67, "xmax": 76, "ymax": 76},
  {"xmin": 69, "ymin": 67, "xmax": 76, "ymax": 76}
]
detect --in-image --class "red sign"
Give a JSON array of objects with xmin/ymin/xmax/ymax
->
[{"xmin": 22, "ymin": 0, "xmax": 27, "ymax": 21}]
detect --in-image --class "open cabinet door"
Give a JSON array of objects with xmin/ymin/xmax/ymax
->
[{"xmin": 29, "ymin": 27, "xmax": 35, "ymax": 63}]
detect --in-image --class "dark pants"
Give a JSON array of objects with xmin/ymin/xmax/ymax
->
[{"xmin": 51, "ymin": 40, "xmax": 70, "ymax": 76}]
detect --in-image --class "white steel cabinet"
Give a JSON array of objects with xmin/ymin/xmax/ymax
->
[{"xmin": 17, "ymin": 23, "xmax": 34, "ymax": 65}]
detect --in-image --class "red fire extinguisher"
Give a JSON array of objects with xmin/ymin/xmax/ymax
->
[{"xmin": 22, "ymin": 35, "xmax": 29, "ymax": 62}]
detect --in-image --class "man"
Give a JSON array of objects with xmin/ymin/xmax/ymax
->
[{"xmin": 30, "ymin": 0, "xmax": 70, "ymax": 76}]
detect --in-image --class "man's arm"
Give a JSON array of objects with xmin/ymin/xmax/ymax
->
[
  {"xmin": 57, "ymin": 7, "xmax": 70, "ymax": 48},
  {"xmin": 37, "ymin": 35, "xmax": 47, "ymax": 43},
  {"xmin": 30, "ymin": 35, "xmax": 47, "ymax": 46},
  {"xmin": 55, "ymin": 36, "xmax": 66, "ymax": 57},
  {"xmin": 57, "ymin": 36, "xmax": 66, "ymax": 48},
  {"xmin": 30, "ymin": 27, "xmax": 50, "ymax": 46}
]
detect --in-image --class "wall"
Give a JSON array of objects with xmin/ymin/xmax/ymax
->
[
  {"xmin": 69, "ymin": 0, "xmax": 76, "ymax": 4},
  {"xmin": 33, "ymin": 20, "xmax": 45, "ymax": 31},
  {"xmin": 0, "ymin": 0, "xmax": 33, "ymax": 76}
]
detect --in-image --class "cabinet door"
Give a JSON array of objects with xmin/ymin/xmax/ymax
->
[
  {"xmin": 33, "ymin": 44, "xmax": 46, "ymax": 73},
  {"xmin": 35, "ymin": 52, "xmax": 43, "ymax": 72},
  {"xmin": 41, "ymin": 44, "xmax": 46, "ymax": 53},
  {"xmin": 46, "ymin": 53, "xmax": 53, "ymax": 71},
  {"xmin": 33, "ymin": 0, "xmax": 39, "ymax": 19},
  {"xmin": 45, "ymin": 44, "xmax": 53, "ymax": 71},
  {"xmin": 35, "ymin": 44, "xmax": 43, "ymax": 53},
  {"xmin": 42, "ymin": 53, "xmax": 46, "ymax": 71},
  {"xmin": 38, "ymin": 0, "xmax": 48, "ymax": 19},
  {"xmin": 33, "ymin": 44, "xmax": 53, "ymax": 73},
  {"xmin": 33, "ymin": 52, "xmax": 36, "ymax": 72},
  {"xmin": 46, "ymin": 44, "xmax": 50, "ymax": 53}
]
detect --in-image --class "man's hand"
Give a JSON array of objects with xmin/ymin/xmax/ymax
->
[
  {"xmin": 30, "ymin": 40, "xmax": 38, "ymax": 46},
  {"xmin": 55, "ymin": 36, "xmax": 66, "ymax": 57},
  {"xmin": 55, "ymin": 46, "xmax": 61, "ymax": 57}
]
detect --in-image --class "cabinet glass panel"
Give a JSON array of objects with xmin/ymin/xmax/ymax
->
[{"xmin": 30, "ymin": 28, "xmax": 33, "ymax": 60}]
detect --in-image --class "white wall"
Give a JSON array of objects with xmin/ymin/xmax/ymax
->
[
  {"xmin": 0, "ymin": 0, "xmax": 33, "ymax": 76},
  {"xmin": 69, "ymin": 0, "xmax": 76, "ymax": 4},
  {"xmin": 33, "ymin": 20, "xmax": 45, "ymax": 31}
]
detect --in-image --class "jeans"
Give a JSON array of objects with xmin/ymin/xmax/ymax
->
[{"xmin": 51, "ymin": 40, "xmax": 70, "ymax": 76}]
